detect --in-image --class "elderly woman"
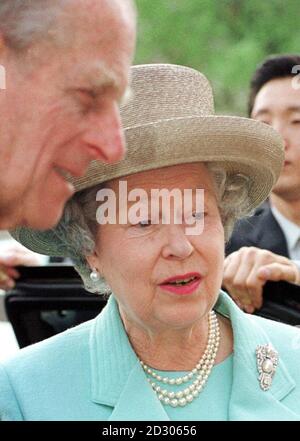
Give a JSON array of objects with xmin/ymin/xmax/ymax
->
[{"xmin": 1, "ymin": 64, "xmax": 300, "ymax": 421}]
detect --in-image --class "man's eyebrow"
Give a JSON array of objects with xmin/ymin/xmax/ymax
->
[
  {"xmin": 69, "ymin": 62, "xmax": 128, "ymax": 100},
  {"xmin": 252, "ymin": 105, "xmax": 300, "ymax": 118},
  {"xmin": 286, "ymin": 105, "xmax": 300, "ymax": 113},
  {"xmin": 67, "ymin": 85, "xmax": 132, "ymax": 108},
  {"xmin": 251, "ymin": 108, "xmax": 271, "ymax": 118}
]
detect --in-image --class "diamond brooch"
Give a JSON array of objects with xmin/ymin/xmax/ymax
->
[{"xmin": 256, "ymin": 344, "xmax": 279, "ymax": 391}]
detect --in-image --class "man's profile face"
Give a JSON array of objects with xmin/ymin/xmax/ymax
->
[
  {"xmin": 251, "ymin": 77, "xmax": 300, "ymax": 201},
  {"xmin": 0, "ymin": 0, "xmax": 136, "ymax": 230}
]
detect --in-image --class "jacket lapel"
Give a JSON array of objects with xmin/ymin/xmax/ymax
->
[
  {"xmin": 251, "ymin": 203, "xmax": 289, "ymax": 257},
  {"xmin": 109, "ymin": 361, "xmax": 169, "ymax": 421},
  {"xmin": 226, "ymin": 201, "xmax": 289, "ymax": 257},
  {"xmin": 89, "ymin": 295, "xmax": 169, "ymax": 420},
  {"xmin": 216, "ymin": 293, "xmax": 298, "ymax": 420},
  {"xmin": 229, "ymin": 357, "xmax": 298, "ymax": 420}
]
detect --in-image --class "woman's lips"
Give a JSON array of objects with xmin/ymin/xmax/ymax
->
[{"xmin": 159, "ymin": 276, "xmax": 202, "ymax": 295}]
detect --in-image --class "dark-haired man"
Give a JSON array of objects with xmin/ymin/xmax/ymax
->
[{"xmin": 224, "ymin": 54, "xmax": 300, "ymax": 313}]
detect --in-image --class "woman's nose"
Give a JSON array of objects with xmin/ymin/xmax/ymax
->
[
  {"xmin": 82, "ymin": 102, "xmax": 126, "ymax": 164},
  {"xmin": 161, "ymin": 225, "xmax": 194, "ymax": 260}
]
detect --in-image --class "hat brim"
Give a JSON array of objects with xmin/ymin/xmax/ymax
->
[{"xmin": 11, "ymin": 115, "xmax": 284, "ymax": 257}]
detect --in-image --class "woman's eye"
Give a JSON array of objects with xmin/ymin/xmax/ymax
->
[
  {"xmin": 130, "ymin": 219, "xmax": 152, "ymax": 228},
  {"xmin": 138, "ymin": 220, "xmax": 152, "ymax": 227},
  {"xmin": 291, "ymin": 120, "xmax": 300, "ymax": 125},
  {"xmin": 192, "ymin": 212, "xmax": 205, "ymax": 220}
]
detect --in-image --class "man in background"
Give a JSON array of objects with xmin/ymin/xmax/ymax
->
[
  {"xmin": 0, "ymin": 0, "xmax": 136, "ymax": 231},
  {"xmin": 224, "ymin": 54, "xmax": 300, "ymax": 313}
]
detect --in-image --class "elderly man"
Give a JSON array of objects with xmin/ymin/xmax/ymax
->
[
  {"xmin": 0, "ymin": 0, "xmax": 136, "ymax": 231},
  {"xmin": 224, "ymin": 54, "xmax": 300, "ymax": 313}
]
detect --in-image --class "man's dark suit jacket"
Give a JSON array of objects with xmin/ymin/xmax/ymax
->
[{"xmin": 226, "ymin": 201, "xmax": 289, "ymax": 257}]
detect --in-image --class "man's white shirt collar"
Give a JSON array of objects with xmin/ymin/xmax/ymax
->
[{"xmin": 270, "ymin": 204, "xmax": 300, "ymax": 260}]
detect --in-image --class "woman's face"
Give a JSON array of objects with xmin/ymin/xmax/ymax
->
[{"xmin": 90, "ymin": 163, "xmax": 225, "ymax": 332}]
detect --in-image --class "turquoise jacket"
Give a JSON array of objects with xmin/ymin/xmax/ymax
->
[{"xmin": 1, "ymin": 291, "xmax": 300, "ymax": 421}]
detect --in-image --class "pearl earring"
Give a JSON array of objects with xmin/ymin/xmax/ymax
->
[{"xmin": 90, "ymin": 268, "xmax": 100, "ymax": 282}]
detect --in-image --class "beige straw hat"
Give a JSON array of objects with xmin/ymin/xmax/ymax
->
[{"xmin": 12, "ymin": 63, "xmax": 284, "ymax": 256}]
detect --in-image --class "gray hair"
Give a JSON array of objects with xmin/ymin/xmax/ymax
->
[
  {"xmin": 0, "ymin": 0, "xmax": 70, "ymax": 52},
  {"xmin": 0, "ymin": 0, "xmax": 136, "ymax": 53},
  {"xmin": 53, "ymin": 163, "xmax": 252, "ymax": 294}
]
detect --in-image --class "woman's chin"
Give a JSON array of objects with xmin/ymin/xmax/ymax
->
[{"xmin": 155, "ymin": 306, "xmax": 207, "ymax": 330}]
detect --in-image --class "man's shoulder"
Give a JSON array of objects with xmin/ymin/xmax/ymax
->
[
  {"xmin": 226, "ymin": 201, "xmax": 288, "ymax": 255},
  {"xmin": 233, "ymin": 202, "xmax": 271, "ymax": 233}
]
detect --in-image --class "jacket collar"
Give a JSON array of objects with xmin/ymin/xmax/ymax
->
[
  {"xmin": 89, "ymin": 295, "xmax": 169, "ymax": 420},
  {"xmin": 89, "ymin": 292, "xmax": 298, "ymax": 420},
  {"xmin": 249, "ymin": 202, "xmax": 289, "ymax": 257}
]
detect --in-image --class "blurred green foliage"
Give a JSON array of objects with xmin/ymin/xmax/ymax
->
[{"xmin": 134, "ymin": 0, "xmax": 300, "ymax": 115}]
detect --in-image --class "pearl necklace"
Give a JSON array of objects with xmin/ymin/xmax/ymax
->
[{"xmin": 140, "ymin": 311, "xmax": 220, "ymax": 408}]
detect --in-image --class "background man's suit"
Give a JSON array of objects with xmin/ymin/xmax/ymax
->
[{"xmin": 226, "ymin": 201, "xmax": 288, "ymax": 257}]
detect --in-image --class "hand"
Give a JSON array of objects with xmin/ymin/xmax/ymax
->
[
  {"xmin": 223, "ymin": 247, "xmax": 300, "ymax": 313},
  {"xmin": 0, "ymin": 244, "xmax": 42, "ymax": 290}
]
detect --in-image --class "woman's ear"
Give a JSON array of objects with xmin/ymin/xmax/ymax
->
[
  {"xmin": 86, "ymin": 253, "xmax": 99, "ymax": 272},
  {"xmin": 86, "ymin": 247, "xmax": 104, "ymax": 275}
]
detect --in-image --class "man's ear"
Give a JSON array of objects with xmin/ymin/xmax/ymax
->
[
  {"xmin": 0, "ymin": 34, "xmax": 8, "ymax": 57},
  {"xmin": 0, "ymin": 34, "xmax": 8, "ymax": 90}
]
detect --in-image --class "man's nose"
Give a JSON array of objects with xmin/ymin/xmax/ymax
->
[
  {"xmin": 82, "ymin": 102, "xmax": 126, "ymax": 164},
  {"xmin": 271, "ymin": 121, "xmax": 291, "ymax": 151},
  {"xmin": 161, "ymin": 225, "xmax": 194, "ymax": 260}
]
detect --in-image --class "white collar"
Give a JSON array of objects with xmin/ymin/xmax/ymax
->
[{"xmin": 270, "ymin": 204, "xmax": 300, "ymax": 252}]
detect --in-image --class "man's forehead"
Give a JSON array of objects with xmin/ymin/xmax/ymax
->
[
  {"xmin": 253, "ymin": 81, "xmax": 300, "ymax": 116},
  {"xmin": 73, "ymin": 0, "xmax": 136, "ymax": 47},
  {"xmin": 70, "ymin": 0, "xmax": 135, "ymax": 22}
]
